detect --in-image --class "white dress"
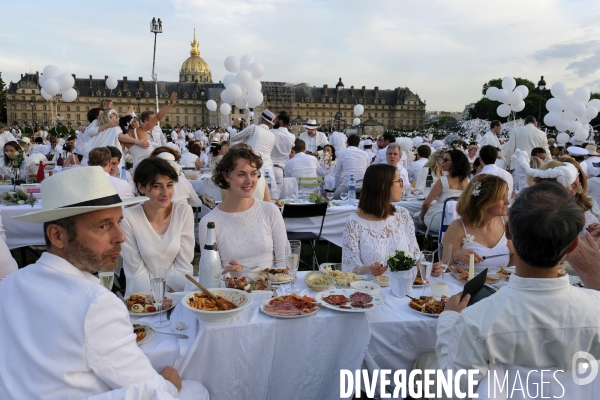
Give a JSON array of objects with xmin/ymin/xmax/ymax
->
[
  {"xmin": 342, "ymin": 208, "xmax": 420, "ymax": 272},
  {"xmin": 423, "ymin": 176, "xmax": 464, "ymax": 232},
  {"xmin": 458, "ymin": 218, "xmax": 510, "ymax": 274},
  {"xmin": 198, "ymin": 200, "xmax": 287, "ymax": 270},
  {"xmin": 128, "ymin": 128, "xmax": 153, "ymax": 172},
  {"xmin": 120, "ymin": 202, "xmax": 194, "ymax": 295}
]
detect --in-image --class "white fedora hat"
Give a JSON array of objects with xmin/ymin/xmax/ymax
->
[
  {"xmin": 585, "ymin": 144, "xmax": 599, "ymax": 156},
  {"xmin": 14, "ymin": 166, "xmax": 147, "ymax": 223},
  {"xmin": 303, "ymin": 119, "xmax": 319, "ymax": 129}
]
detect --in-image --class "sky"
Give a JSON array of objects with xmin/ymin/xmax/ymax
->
[{"xmin": 1, "ymin": 0, "xmax": 599, "ymax": 111}]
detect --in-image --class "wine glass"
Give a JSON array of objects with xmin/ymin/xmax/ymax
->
[
  {"xmin": 439, "ymin": 244, "xmax": 452, "ymax": 281},
  {"xmin": 340, "ymin": 192, "xmax": 348, "ymax": 204},
  {"xmin": 326, "ymin": 191, "xmax": 334, "ymax": 202},
  {"xmin": 419, "ymin": 251, "xmax": 434, "ymax": 296},
  {"xmin": 286, "ymin": 240, "xmax": 301, "ymax": 294},
  {"xmin": 98, "ymin": 271, "xmax": 114, "ymax": 291},
  {"xmin": 150, "ymin": 268, "xmax": 170, "ymax": 328}
]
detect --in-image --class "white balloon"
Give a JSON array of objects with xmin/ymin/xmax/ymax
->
[
  {"xmin": 497, "ymin": 103, "xmax": 511, "ymax": 118},
  {"xmin": 545, "ymin": 98, "xmax": 563, "ymax": 113},
  {"xmin": 246, "ymin": 90, "xmax": 264, "ymax": 108},
  {"xmin": 239, "ymin": 55, "xmax": 254, "ymax": 70},
  {"xmin": 227, "ymin": 83, "xmax": 243, "ymax": 101},
  {"xmin": 556, "ymin": 132, "xmax": 570, "ymax": 144},
  {"xmin": 562, "ymin": 109, "xmax": 576, "ymax": 121},
  {"xmin": 550, "ymin": 82, "xmax": 568, "ymax": 99},
  {"xmin": 248, "ymin": 79, "xmax": 262, "ymax": 92},
  {"xmin": 502, "ymin": 76, "xmax": 516, "ymax": 92},
  {"xmin": 588, "ymin": 99, "xmax": 600, "ymax": 110},
  {"xmin": 248, "ymin": 62, "xmax": 264, "ymax": 79},
  {"xmin": 42, "ymin": 65, "xmax": 61, "ymax": 80},
  {"xmin": 571, "ymin": 102, "xmax": 586, "ymax": 118},
  {"xmin": 223, "ymin": 74, "xmax": 237, "ymax": 88},
  {"xmin": 220, "ymin": 89, "xmax": 233, "ymax": 104},
  {"xmin": 56, "ymin": 73, "xmax": 75, "ymax": 92},
  {"xmin": 485, "ymin": 86, "xmax": 499, "ymax": 101},
  {"xmin": 40, "ymin": 88, "xmax": 52, "ymax": 100},
  {"xmin": 220, "ymin": 103, "xmax": 231, "ymax": 115},
  {"xmin": 514, "ymin": 100, "xmax": 526, "ymax": 112},
  {"xmin": 515, "ymin": 85, "xmax": 529, "ymax": 99},
  {"xmin": 206, "ymin": 99, "xmax": 217, "ymax": 111},
  {"xmin": 39, "ymin": 74, "xmax": 46, "ymax": 87},
  {"xmin": 544, "ymin": 112, "xmax": 561, "ymax": 127},
  {"xmin": 569, "ymin": 120, "xmax": 582, "ymax": 133},
  {"xmin": 556, "ymin": 119, "xmax": 570, "ymax": 132},
  {"xmin": 507, "ymin": 91, "xmax": 523, "ymax": 106},
  {"xmin": 247, "ymin": 111, "xmax": 254, "ymax": 118},
  {"xmin": 575, "ymin": 128, "xmax": 589, "ymax": 141},
  {"xmin": 224, "ymin": 56, "xmax": 240, "ymax": 73},
  {"xmin": 234, "ymin": 97, "xmax": 247, "ymax": 110},
  {"xmin": 42, "ymin": 78, "xmax": 60, "ymax": 96},
  {"xmin": 582, "ymin": 124, "xmax": 591, "ymax": 132},
  {"xmin": 106, "ymin": 76, "xmax": 118, "ymax": 90},
  {"xmin": 354, "ymin": 104, "xmax": 364, "ymax": 116},
  {"xmin": 235, "ymin": 70, "xmax": 253, "ymax": 88},
  {"xmin": 62, "ymin": 88, "xmax": 77, "ymax": 102},
  {"xmin": 353, "ymin": 118, "xmax": 361, "ymax": 126},
  {"xmin": 572, "ymin": 87, "xmax": 591, "ymax": 104},
  {"xmin": 584, "ymin": 106, "xmax": 598, "ymax": 120},
  {"xmin": 496, "ymin": 89, "xmax": 508, "ymax": 103}
]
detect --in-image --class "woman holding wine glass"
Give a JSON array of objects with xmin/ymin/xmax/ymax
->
[{"xmin": 199, "ymin": 146, "xmax": 287, "ymax": 273}]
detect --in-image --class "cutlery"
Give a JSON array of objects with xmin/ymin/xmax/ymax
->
[
  {"xmin": 154, "ymin": 331, "xmax": 189, "ymax": 339},
  {"xmin": 482, "ymin": 254, "xmax": 509, "ymax": 260}
]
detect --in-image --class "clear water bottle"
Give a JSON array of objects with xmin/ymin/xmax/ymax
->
[
  {"xmin": 120, "ymin": 166, "xmax": 127, "ymax": 181},
  {"xmin": 19, "ymin": 160, "xmax": 29, "ymax": 184},
  {"xmin": 348, "ymin": 175, "xmax": 356, "ymax": 205},
  {"xmin": 265, "ymin": 171, "xmax": 271, "ymax": 194},
  {"xmin": 198, "ymin": 222, "xmax": 222, "ymax": 289}
]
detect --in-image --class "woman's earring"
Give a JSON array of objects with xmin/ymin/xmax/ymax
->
[{"xmin": 577, "ymin": 185, "xmax": 583, "ymax": 194}]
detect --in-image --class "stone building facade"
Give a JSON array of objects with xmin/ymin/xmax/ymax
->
[{"xmin": 6, "ymin": 31, "xmax": 425, "ymax": 131}]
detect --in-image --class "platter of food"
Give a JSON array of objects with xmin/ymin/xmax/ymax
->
[
  {"xmin": 261, "ymin": 268, "xmax": 292, "ymax": 285},
  {"xmin": 260, "ymin": 294, "xmax": 321, "ymax": 318},
  {"xmin": 133, "ymin": 322, "xmax": 155, "ymax": 345},
  {"xmin": 315, "ymin": 289, "xmax": 384, "ymax": 313},
  {"xmin": 320, "ymin": 266, "xmax": 365, "ymax": 287},
  {"xmin": 374, "ymin": 275, "xmax": 389, "ymax": 287},
  {"xmin": 408, "ymin": 295, "xmax": 446, "ymax": 318},
  {"xmin": 225, "ymin": 275, "xmax": 271, "ymax": 291},
  {"xmin": 449, "ymin": 267, "xmax": 501, "ymax": 284},
  {"xmin": 413, "ymin": 275, "xmax": 430, "ymax": 287},
  {"xmin": 125, "ymin": 292, "xmax": 175, "ymax": 316},
  {"xmin": 183, "ymin": 289, "xmax": 252, "ymax": 322}
]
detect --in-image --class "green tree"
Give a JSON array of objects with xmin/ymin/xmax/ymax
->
[
  {"xmin": 0, "ymin": 72, "xmax": 7, "ymax": 124},
  {"xmin": 469, "ymin": 78, "xmax": 550, "ymax": 124}
]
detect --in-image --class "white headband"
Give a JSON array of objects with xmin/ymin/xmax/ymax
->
[
  {"xmin": 514, "ymin": 149, "xmax": 578, "ymax": 188},
  {"xmin": 157, "ymin": 152, "xmax": 182, "ymax": 175}
]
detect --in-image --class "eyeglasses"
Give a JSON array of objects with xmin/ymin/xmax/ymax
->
[{"xmin": 393, "ymin": 179, "xmax": 404, "ymax": 185}]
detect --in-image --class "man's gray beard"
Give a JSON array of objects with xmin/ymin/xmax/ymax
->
[{"xmin": 64, "ymin": 238, "xmax": 120, "ymax": 274}]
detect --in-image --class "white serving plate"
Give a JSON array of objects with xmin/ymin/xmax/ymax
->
[
  {"xmin": 259, "ymin": 298, "xmax": 320, "ymax": 319},
  {"xmin": 126, "ymin": 293, "xmax": 176, "ymax": 316},
  {"xmin": 182, "ymin": 289, "xmax": 253, "ymax": 322},
  {"xmin": 315, "ymin": 288, "xmax": 384, "ymax": 313},
  {"xmin": 134, "ymin": 322, "xmax": 156, "ymax": 345}
]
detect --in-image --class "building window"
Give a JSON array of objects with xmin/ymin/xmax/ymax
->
[
  {"xmin": 176, "ymin": 116, "xmax": 180, "ymax": 122},
  {"xmin": 77, "ymin": 114, "xmax": 80, "ymax": 121},
  {"xmin": 118, "ymin": 107, "xmax": 122, "ymax": 113},
  {"xmin": 193, "ymin": 108, "xmax": 196, "ymax": 114},
  {"xmin": 321, "ymin": 112, "xmax": 325, "ymax": 116},
  {"xmin": 76, "ymin": 106, "xmax": 80, "ymax": 111},
  {"xmin": 67, "ymin": 114, "xmax": 71, "ymax": 119},
  {"xmin": 194, "ymin": 116, "xmax": 197, "ymax": 122},
  {"xmin": 146, "ymin": 108, "xmax": 149, "ymax": 111},
  {"xmin": 176, "ymin": 109, "xmax": 179, "ymax": 114},
  {"xmin": 67, "ymin": 106, "xmax": 71, "ymax": 111},
  {"xmin": 185, "ymin": 109, "xmax": 188, "ymax": 114},
  {"xmin": 57, "ymin": 106, "xmax": 60, "ymax": 111},
  {"xmin": 33, "ymin": 113, "xmax": 37, "ymax": 120},
  {"xmin": 86, "ymin": 106, "xmax": 90, "ymax": 111},
  {"xmin": 22, "ymin": 104, "xmax": 26, "ymax": 110},
  {"xmin": 185, "ymin": 116, "xmax": 188, "ymax": 122}
]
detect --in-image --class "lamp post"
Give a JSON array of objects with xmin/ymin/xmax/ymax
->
[
  {"xmin": 537, "ymin": 76, "xmax": 546, "ymax": 125},
  {"xmin": 200, "ymin": 85, "xmax": 206, "ymax": 126},
  {"xmin": 136, "ymin": 93, "xmax": 141, "ymax": 115},
  {"xmin": 335, "ymin": 77, "xmax": 344, "ymax": 132},
  {"xmin": 150, "ymin": 18, "xmax": 163, "ymax": 115},
  {"xmin": 29, "ymin": 98, "xmax": 35, "ymax": 125}
]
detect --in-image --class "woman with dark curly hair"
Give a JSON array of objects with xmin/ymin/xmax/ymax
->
[
  {"xmin": 199, "ymin": 145, "xmax": 287, "ymax": 273},
  {"xmin": 419, "ymin": 149, "xmax": 470, "ymax": 232}
]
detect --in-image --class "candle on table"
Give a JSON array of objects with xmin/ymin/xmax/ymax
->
[{"xmin": 469, "ymin": 254, "xmax": 475, "ymax": 280}]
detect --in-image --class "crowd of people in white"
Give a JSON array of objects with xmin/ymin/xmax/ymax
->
[{"xmin": 2, "ymin": 95, "xmax": 600, "ymax": 398}]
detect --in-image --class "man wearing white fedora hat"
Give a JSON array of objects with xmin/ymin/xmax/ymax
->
[
  {"xmin": 0, "ymin": 167, "xmax": 208, "ymax": 400},
  {"xmin": 298, "ymin": 119, "xmax": 329, "ymax": 156},
  {"xmin": 584, "ymin": 144, "xmax": 600, "ymax": 178}
]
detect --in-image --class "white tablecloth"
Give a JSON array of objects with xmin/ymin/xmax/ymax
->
[
  {"xmin": 0, "ymin": 201, "xmax": 45, "ymax": 249},
  {"xmin": 283, "ymin": 200, "xmax": 424, "ymax": 248},
  {"xmin": 0, "ymin": 185, "xmax": 15, "ymax": 195}
]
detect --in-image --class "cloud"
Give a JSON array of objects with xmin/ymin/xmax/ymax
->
[
  {"xmin": 533, "ymin": 40, "xmax": 600, "ymax": 61},
  {"xmin": 567, "ymin": 50, "xmax": 600, "ymax": 77}
]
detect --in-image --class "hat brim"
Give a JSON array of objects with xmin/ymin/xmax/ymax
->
[
  {"xmin": 303, "ymin": 125, "xmax": 319, "ymax": 129},
  {"xmin": 13, "ymin": 197, "xmax": 148, "ymax": 223}
]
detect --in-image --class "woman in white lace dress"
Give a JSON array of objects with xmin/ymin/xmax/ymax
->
[
  {"xmin": 432, "ymin": 174, "xmax": 514, "ymax": 276},
  {"xmin": 342, "ymin": 164, "xmax": 420, "ymax": 276}
]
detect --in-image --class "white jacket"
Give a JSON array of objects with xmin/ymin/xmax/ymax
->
[
  {"xmin": 504, "ymin": 124, "xmax": 551, "ymax": 169},
  {"xmin": 298, "ymin": 131, "xmax": 329, "ymax": 153}
]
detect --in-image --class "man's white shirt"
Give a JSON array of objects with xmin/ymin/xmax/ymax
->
[
  {"xmin": 298, "ymin": 131, "xmax": 329, "ymax": 153},
  {"xmin": 407, "ymin": 157, "xmax": 427, "ymax": 184},
  {"xmin": 372, "ymin": 145, "xmax": 388, "ymax": 164},
  {"xmin": 333, "ymin": 146, "xmax": 370, "ymax": 188},
  {"xmin": 481, "ymin": 163, "xmax": 514, "ymax": 198},
  {"xmin": 479, "ymin": 130, "xmax": 501, "ymax": 149},
  {"xmin": 284, "ymin": 152, "xmax": 326, "ymax": 178},
  {"xmin": 328, "ymin": 131, "xmax": 347, "ymax": 153},
  {"xmin": 270, "ymin": 127, "xmax": 296, "ymax": 166}
]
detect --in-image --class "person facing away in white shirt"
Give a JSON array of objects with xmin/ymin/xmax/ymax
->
[
  {"xmin": 372, "ymin": 132, "xmax": 396, "ymax": 164},
  {"xmin": 270, "ymin": 111, "xmax": 296, "ymax": 194},
  {"xmin": 504, "ymin": 115, "xmax": 551, "ymax": 170},
  {"xmin": 328, "ymin": 129, "xmax": 347, "ymax": 154},
  {"xmin": 284, "ymin": 139, "xmax": 326, "ymax": 179},
  {"xmin": 88, "ymin": 147, "xmax": 135, "ymax": 200},
  {"xmin": 332, "ymin": 134, "xmax": 370, "ymax": 199},
  {"xmin": 414, "ymin": 181, "xmax": 600, "ymax": 396},
  {"xmin": 407, "ymin": 144, "xmax": 431, "ymax": 184},
  {"xmin": 385, "ymin": 143, "xmax": 410, "ymax": 185},
  {"xmin": 479, "ymin": 145, "xmax": 514, "ymax": 198},
  {"xmin": 362, "ymin": 139, "xmax": 377, "ymax": 162}
]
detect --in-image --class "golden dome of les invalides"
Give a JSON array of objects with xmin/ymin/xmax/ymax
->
[{"xmin": 179, "ymin": 29, "xmax": 213, "ymax": 84}]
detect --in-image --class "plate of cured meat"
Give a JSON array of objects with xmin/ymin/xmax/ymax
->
[
  {"xmin": 315, "ymin": 289, "xmax": 384, "ymax": 312},
  {"xmin": 260, "ymin": 294, "xmax": 321, "ymax": 318}
]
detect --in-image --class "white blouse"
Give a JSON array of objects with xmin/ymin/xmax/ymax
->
[
  {"xmin": 342, "ymin": 207, "xmax": 421, "ymax": 272},
  {"xmin": 199, "ymin": 199, "xmax": 287, "ymax": 270},
  {"xmin": 120, "ymin": 202, "xmax": 194, "ymax": 295}
]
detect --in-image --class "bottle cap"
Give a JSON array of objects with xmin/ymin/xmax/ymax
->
[{"xmin": 207, "ymin": 221, "xmax": 215, "ymax": 229}]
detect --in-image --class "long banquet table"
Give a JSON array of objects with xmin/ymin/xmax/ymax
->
[
  {"xmin": 0, "ymin": 201, "xmax": 45, "ymax": 249},
  {"xmin": 133, "ymin": 271, "xmax": 465, "ymax": 400}
]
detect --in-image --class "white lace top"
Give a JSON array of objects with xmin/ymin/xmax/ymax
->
[{"xmin": 342, "ymin": 208, "xmax": 421, "ymax": 272}]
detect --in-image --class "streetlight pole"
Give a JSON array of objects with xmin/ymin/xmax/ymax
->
[
  {"xmin": 136, "ymin": 93, "xmax": 141, "ymax": 115},
  {"xmin": 200, "ymin": 85, "xmax": 206, "ymax": 127},
  {"xmin": 29, "ymin": 98, "xmax": 35, "ymax": 126},
  {"xmin": 537, "ymin": 76, "xmax": 546, "ymax": 125},
  {"xmin": 150, "ymin": 18, "xmax": 163, "ymax": 115},
  {"xmin": 335, "ymin": 77, "xmax": 344, "ymax": 132}
]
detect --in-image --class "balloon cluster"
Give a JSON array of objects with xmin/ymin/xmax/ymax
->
[
  {"xmin": 206, "ymin": 55, "xmax": 264, "ymax": 115},
  {"xmin": 353, "ymin": 104, "xmax": 364, "ymax": 126},
  {"xmin": 39, "ymin": 65, "xmax": 78, "ymax": 102},
  {"xmin": 485, "ymin": 77, "xmax": 529, "ymax": 117},
  {"xmin": 543, "ymin": 83, "xmax": 599, "ymax": 144}
]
